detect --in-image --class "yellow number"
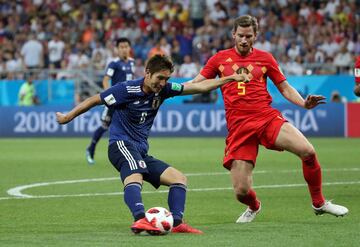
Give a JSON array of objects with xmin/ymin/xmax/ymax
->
[{"xmin": 237, "ymin": 82, "xmax": 246, "ymax": 95}]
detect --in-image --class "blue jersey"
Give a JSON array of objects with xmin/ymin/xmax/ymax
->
[
  {"xmin": 100, "ymin": 78, "xmax": 184, "ymax": 155},
  {"xmin": 105, "ymin": 58, "xmax": 135, "ymax": 85}
]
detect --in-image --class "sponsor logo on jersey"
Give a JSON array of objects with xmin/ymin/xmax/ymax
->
[
  {"xmin": 171, "ymin": 83, "xmax": 182, "ymax": 91},
  {"xmin": 104, "ymin": 94, "xmax": 116, "ymax": 105},
  {"xmin": 138, "ymin": 160, "xmax": 147, "ymax": 169}
]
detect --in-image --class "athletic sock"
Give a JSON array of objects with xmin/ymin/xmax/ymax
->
[
  {"xmin": 238, "ymin": 189, "xmax": 260, "ymax": 211},
  {"xmin": 124, "ymin": 182, "xmax": 145, "ymax": 221},
  {"xmin": 302, "ymin": 154, "xmax": 325, "ymax": 208},
  {"xmin": 168, "ymin": 183, "xmax": 187, "ymax": 227},
  {"xmin": 89, "ymin": 126, "xmax": 107, "ymax": 152}
]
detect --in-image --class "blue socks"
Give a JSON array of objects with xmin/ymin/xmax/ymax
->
[
  {"xmin": 124, "ymin": 182, "xmax": 187, "ymax": 225},
  {"xmin": 124, "ymin": 182, "xmax": 145, "ymax": 221},
  {"xmin": 168, "ymin": 183, "xmax": 187, "ymax": 226},
  {"xmin": 88, "ymin": 126, "xmax": 107, "ymax": 152}
]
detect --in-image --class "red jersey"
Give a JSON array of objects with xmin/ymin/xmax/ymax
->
[
  {"xmin": 355, "ymin": 56, "xmax": 360, "ymax": 84},
  {"xmin": 200, "ymin": 48, "xmax": 286, "ymax": 110}
]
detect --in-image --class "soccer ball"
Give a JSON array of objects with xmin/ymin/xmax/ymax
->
[{"xmin": 145, "ymin": 207, "xmax": 174, "ymax": 235}]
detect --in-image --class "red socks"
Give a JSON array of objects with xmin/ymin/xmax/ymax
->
[
  {"xmin": 302, "ymin": 154, "xmax": 325, "ymax": 208},
  {"xmin": 238, "ymin": 189, "xmax": 260, "ymax": 211}
]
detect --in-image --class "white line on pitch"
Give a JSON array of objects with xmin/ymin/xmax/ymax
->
[
  {"xmin": 1, "ymin": 180, "xmax": 359, "ymax": 201},
  {"xmin": 5, "ymin": 167, "xmax": 360, "ymax": 198}
]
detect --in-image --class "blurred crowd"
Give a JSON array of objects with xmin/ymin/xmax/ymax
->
[{"xmin": 0, "ymin": 0, "xmax": 359, "ymax": 81}]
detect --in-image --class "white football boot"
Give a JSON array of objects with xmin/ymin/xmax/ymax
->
[
  {"xmin": 312, "ymin": 200, "xmax": 349, "ymax": 217},
  {"xmin": 236, "ymin": 203, "xmax": 261, "ymax": 223}
]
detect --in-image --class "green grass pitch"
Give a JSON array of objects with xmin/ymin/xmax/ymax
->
[{"xmin": 0, "ymin": 137, "xmax": 359, "ymax": 246}]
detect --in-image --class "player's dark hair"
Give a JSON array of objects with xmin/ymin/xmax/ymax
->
[
  {"xmin": 116, "ymin": 37, "xmax": 131, "ymax": 46},
  {"xmin": 145, "ymin": 55, "xmax": 174, "ymax": 74},
  {"xmin": 233, "ymin": 15, "xmax": 258, "ymax": 35}
]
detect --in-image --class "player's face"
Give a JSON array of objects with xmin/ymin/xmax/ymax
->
[
  {"xmin": 117, "ymin": 42, "xmax": 131, "ymax": 59},
  {"xmin": 144, "ymin": 69, "xmax": 171, "ymax": 93},
  {"xmin": 232, "ymin": 26, "xmax": 257, "ymax": 56}
]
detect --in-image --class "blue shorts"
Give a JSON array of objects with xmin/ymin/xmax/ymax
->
[{"xmin": 108, "ymin": 140, "xmax": 170, "ymax": 188}]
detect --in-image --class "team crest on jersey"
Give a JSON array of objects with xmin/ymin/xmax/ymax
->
[
  {"xmin": 237, "ymin": 67, "xmax": 250, "ymax": 74},
  {"xmin": 138, "ymin": 160, "xmax": 147, "ymax": 169},
  {"xmin": 152, "ymin": 93, "xmax": 161, "ymax": 109}
]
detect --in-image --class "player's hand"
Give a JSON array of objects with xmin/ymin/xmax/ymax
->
[
  {"xmin": 354, "ymin": 84, "xmax": 360, "ymax": 97},
  {"xmin": 56, "ymin": 112, "xmax": 70, "ymax": 124},
  {"xmin": 304, "ymin": 95, "xmax": 326, "ymax": 109},
  {"xmin": 232, "ymin": 72, "xmax": 250, "ymax": 83}
]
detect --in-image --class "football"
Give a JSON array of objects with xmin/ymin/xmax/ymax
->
[{"xmin": 145, "ymin": 207, "xmax": 174, "ymax": 235}]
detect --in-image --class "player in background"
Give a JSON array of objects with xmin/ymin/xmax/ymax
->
[
  {"xmin": 86, "ymin": 38, "xmax": 135, "ymax": 164},
  {"xmin": 187, "ymin": 15, "xmax": 348, "ymax": 223},
  {"xmin": 56, "ymin": 55, "xmax": 249, "ymax": 234},
  {"xmin": 354, "ymin": 55, "xmax": 360, "ymax": 97}
]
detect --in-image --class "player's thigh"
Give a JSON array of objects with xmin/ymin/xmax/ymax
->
[
  {"xmin": 159, "ymin": 167, "xmax": 187, "ymax": 186},
  {"xmin": 142, "ymin": 156, "xmax": 181, "ymax": 188},
  {"xmin": 230, "ymin": 160, "xmax": 254, "ymax": 194},
  {"xmin": 108, "ymin": 141, "xmax": 148, "ymax": 183},
  {"xmin": 274, "ymin": 122, "xmax": 315, "ymax": 157}
]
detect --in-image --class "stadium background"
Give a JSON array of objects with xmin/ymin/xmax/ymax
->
[{"xmin": 1, "ymin": 1, "xmax": 360, "ymax": 246}]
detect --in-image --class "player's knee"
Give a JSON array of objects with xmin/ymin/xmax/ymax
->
[
  {"xmin": 175, "ymin": 173, "xmax": 187, "ymax": 185},
  {"xmin": 300, "ymin": 143, "xmax": 316, "ymax": 159},
  {"xmin": 234, "ymin": 184, "xmax": 250, "ymax": 198}
]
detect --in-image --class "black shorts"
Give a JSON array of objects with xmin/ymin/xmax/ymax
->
[{"xmin": 108, "ymin": 140, "xmax": 170, "ymax": 188}]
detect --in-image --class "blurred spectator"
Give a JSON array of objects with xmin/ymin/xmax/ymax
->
[
  {"xmin": 331, "ymin": 90, "xmax": 346, "ymax": 103},
  {"xmin": 254, "ymin": 35, "xmax": 272, "ymax": 52},
  {"xmin": 178, "ymin": 55, "xmax": 199, "ymax": 78},
  {"xmin": 333, "ymin": 45, "xmax": 352, "ymax": 74},
  {"xmin": 147, "ymin": 39, "xmax": 166, "ymax": 59},
  {"xmin": 134, "ymin": 58, "xmax": 145, "ymax": 78},
  {"xmin": 20, "ymin": 33, "xmax": 43, "ymax": 70},
  {"xmin": 0, "ymin": 0, "xmax": 358, "ymax": 95},
  {"xmin": 5, "ymin": 51, "xmax": 23, "ymax": 79},
  {"xmin": 287, "ymin": 56, "xmax": 305, "ymax": 76},
  {"xmin": 18, "ymin": 73, "xmax": 39, "ymax": 106},
  {"xmin": 48, "ymin": 33, "xmax": 65, "ymax": 69},
  {"xmin": 208, "ymin": 2, "xmax": 228, "ymax": 24}
]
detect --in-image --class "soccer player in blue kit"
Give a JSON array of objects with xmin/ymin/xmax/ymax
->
[
  {"xmin": 86, "ymin": 37, "xmax": 135, "ymax": 164},
  {"xmin": 56, "ymin": 55, "xmax": 249, "ymax": 234}
]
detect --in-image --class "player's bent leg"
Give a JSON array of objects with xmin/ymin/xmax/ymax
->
[
  {"xmin": 274, "ymin": 122, "xmax": 315, "ymax": 158},
  {"xmin": 159, "ymin": 168, "xmax": 202, "ymax": 234},
  {"xmin": 86, "ymin": 122, "xmax": 109, "ymax": 165},
  {"xmin": 231, "ymin": 160, "xmax": 261, "ymax": 223},
  {"xmin": 123, "ymin": 174, "xmax": 152, "ymax": 234},
  {"xmin": 274, "ymin": 123, "xmax": 348, "ymax": 216},
  {"xmin": 160, "ymin": 167, "xmax": 187, "ymax": 186}
]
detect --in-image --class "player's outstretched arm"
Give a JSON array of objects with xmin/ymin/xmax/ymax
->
[
  {"xmin": 276, "ymin": 81, "xmax": 326, "ymax": 109},
  {"xmin": 181, "ymin": 73, "xmax": 250, "ymax": 95},
  {"xmin": 56, "ymin": 94, "xmax": 102, "ymax": 124}
]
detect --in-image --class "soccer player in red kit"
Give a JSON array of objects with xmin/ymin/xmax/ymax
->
[
  {"xmin": 188, "ymin": 15, "xmax": 348, "ymax": 223},
  {"xmin": 354, "ymin": 55, "xmax": 360, "ymax": 96}
]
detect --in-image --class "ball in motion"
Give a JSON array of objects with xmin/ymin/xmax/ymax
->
[{"xmin": 145, "ymin": 207, "xmax": 174, "ymax": 235}]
